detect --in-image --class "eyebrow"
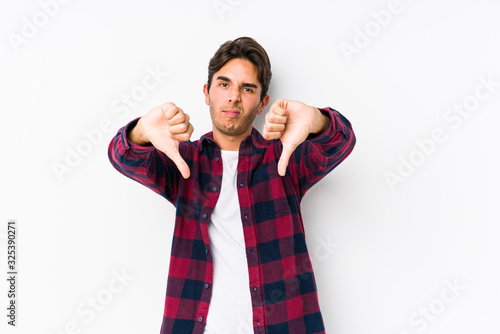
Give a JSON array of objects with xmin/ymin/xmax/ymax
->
[{"xmin": 216, "ymin": 76, "xmax": 258, "ymax": 89}]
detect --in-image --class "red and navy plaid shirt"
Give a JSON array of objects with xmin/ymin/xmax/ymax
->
[{"xmin": 108, "ymin": 107, "xmax": 355, "ymax": 334}]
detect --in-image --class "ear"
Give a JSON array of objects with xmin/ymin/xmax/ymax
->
[
  {"xmin": 203, "ymin": 84, "xmax": 210, "ymax": 105},
  {"xmin": 257, "ymin": 95, "xmax": 270, "ymax": 115}
]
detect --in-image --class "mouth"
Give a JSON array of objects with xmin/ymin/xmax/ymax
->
[{"xmin": 223, "ymin": 109, "xmax": 241, "ymax": 118}]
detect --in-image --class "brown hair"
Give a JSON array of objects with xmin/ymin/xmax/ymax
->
[{"xmin": 207, "ymin": 37, "xmax": 272, "ymax": 101}]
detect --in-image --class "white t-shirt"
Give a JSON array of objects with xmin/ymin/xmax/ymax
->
[{"xmin": 204, "ymin": 150, "xmax": 253, "ymax": 333}]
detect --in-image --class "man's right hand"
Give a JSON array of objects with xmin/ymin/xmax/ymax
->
[{"xmin": 128, "ymin": 102, "xmax": 194, "ymax": 179}]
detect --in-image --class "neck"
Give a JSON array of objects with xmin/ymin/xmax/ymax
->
[{"xmin": 212, "ymin": 128, "xmax": 252, "ymax": 151}]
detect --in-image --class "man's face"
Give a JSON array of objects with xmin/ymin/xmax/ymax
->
[{"xmin": 204, "ymin": 58, "xmax": 269, "ymax": 139}]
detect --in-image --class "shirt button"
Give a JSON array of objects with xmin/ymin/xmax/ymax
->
[
  {"xmin": 212, "ymin": 187, "xmax": 217, "ymax": 192},
  {"xmin": 205, "ymin": 249, "xmax": 209, "ymax": 254},
  {"xmin": 202, "ymin": 213, "xmax": 207, "ymax": 219},
  {"xmin": 244, "ymin": 214, "xmax": 248, "ymax": 220},
  {"xmin": 215, "ymin": 157, "xmax": 220, "ymax": 162},
  {"xmin": 198, "ymin": 317, "xmax": 203, "ymax": 322},
  {"xmin": 253, "ymin": 286, "xmax": 257, "ymax": 292},
  {"xmin": 239, "ymin": 183, "xmax": 244, "ymax": 188},
  {"xmin": 205, "ymin": 283, "xmax": 210, "ymax": 289},
  {"xmin": 257, "ymin": 320, "xmax": 260, "ymax": 326},
  {"xmin": 250, "ymin": 249, "xmax": 254, "ymax": 255}
]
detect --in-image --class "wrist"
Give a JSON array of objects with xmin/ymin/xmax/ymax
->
[
  {"xmin": 309, "ymin": 108, "xmax": 330, "ymax": 135},
  {"xmin": 128, "ymin": 118, "xmax": 150, "ymax": 146}
]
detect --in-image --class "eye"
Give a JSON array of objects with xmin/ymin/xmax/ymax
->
[
  {"xmin": 243, "ymin": 87, "xmax": 254, "ymax": 93},
  {"xmin": 220, "ymin": 82, "xmax": 228, "ymax": 88}
]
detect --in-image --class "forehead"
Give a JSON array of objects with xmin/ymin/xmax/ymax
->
[{"xmin": 215, "ymin": 58, "xmax": 260, "ymax": 86}]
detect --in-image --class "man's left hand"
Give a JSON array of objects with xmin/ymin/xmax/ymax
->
[{"xmin": 263, "ymin": 99, "xmax": 330, "ymax": 176}]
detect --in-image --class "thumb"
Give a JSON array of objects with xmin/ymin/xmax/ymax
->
[
  {"xmin": 168, "ymin": 148, "xmax": 191, "ymax": 179},
  {"xmin": 277, "ymin": 143, "xmax": 296, "ymax": 177},
  {"xmin": 151, "ymin": 137, "xmax": 191, "ymax": 179}
]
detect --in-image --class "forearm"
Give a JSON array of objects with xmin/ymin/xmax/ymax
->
[
  {"xmin": 308, "ymin": 107, "xmax": 356, "ymax": 171},
  {"xmin": 108, "ymin": 119, "xmax": 180, "ymax": 202},
  {"xmin": 289, "ymin": 107, "xmax": 356, "ymax": 195}
]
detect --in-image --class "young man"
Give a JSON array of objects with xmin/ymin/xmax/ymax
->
[{"xmin": 108, "ymin": 37, "xmax": 356, "ymax": 334}]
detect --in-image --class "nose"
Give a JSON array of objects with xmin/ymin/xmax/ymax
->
[{"xmin": 228, "ymin": 87, "xmax": 241, "ymax": 103}]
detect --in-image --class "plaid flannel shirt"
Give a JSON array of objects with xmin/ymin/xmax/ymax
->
[{"xmin": 108, "ymin": 107, "xmax": 356, "ymax": 334}]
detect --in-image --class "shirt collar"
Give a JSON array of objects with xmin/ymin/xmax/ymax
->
[{"xmin": 199, "ymin": 127, "xmax": 269, "ymax": 152}]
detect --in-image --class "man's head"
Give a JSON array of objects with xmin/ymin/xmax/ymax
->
[
  {"xmin": 203, "ymin": 37, "xmax": 272, "ymax": 146},
  {"xmin": 206, "ymin": 37, "xmax": 272, "ymax": 101}
]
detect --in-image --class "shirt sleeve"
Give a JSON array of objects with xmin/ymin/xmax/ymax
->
[
  {"xmin": 107, "ymin": 117, "xmax": 182, "ymax": 204},
  {"xmin": 279, "ymin": 107, "xmax": 356, "ymax": 198}
]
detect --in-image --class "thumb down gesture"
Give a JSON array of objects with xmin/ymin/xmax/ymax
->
[
  {"xmin": 130, "ymin": 102, "xmax": 194, "ymax": 179},
  {"xmin": 262, "ymin": 99, "xmax": 330, "ymax": 176}
]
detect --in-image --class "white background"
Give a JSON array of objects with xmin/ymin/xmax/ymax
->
[{"xmin": 1, "ymin": 0, "xmax": 499, "ymax": 333}]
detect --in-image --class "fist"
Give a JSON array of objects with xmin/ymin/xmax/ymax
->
[
  {"xmin": 134, "ymin": 102, "xmax": 194, "ymax": 178},
  {"xmin": 263, "ymin": 99, "xmax": 329, "ymax": 176}
]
